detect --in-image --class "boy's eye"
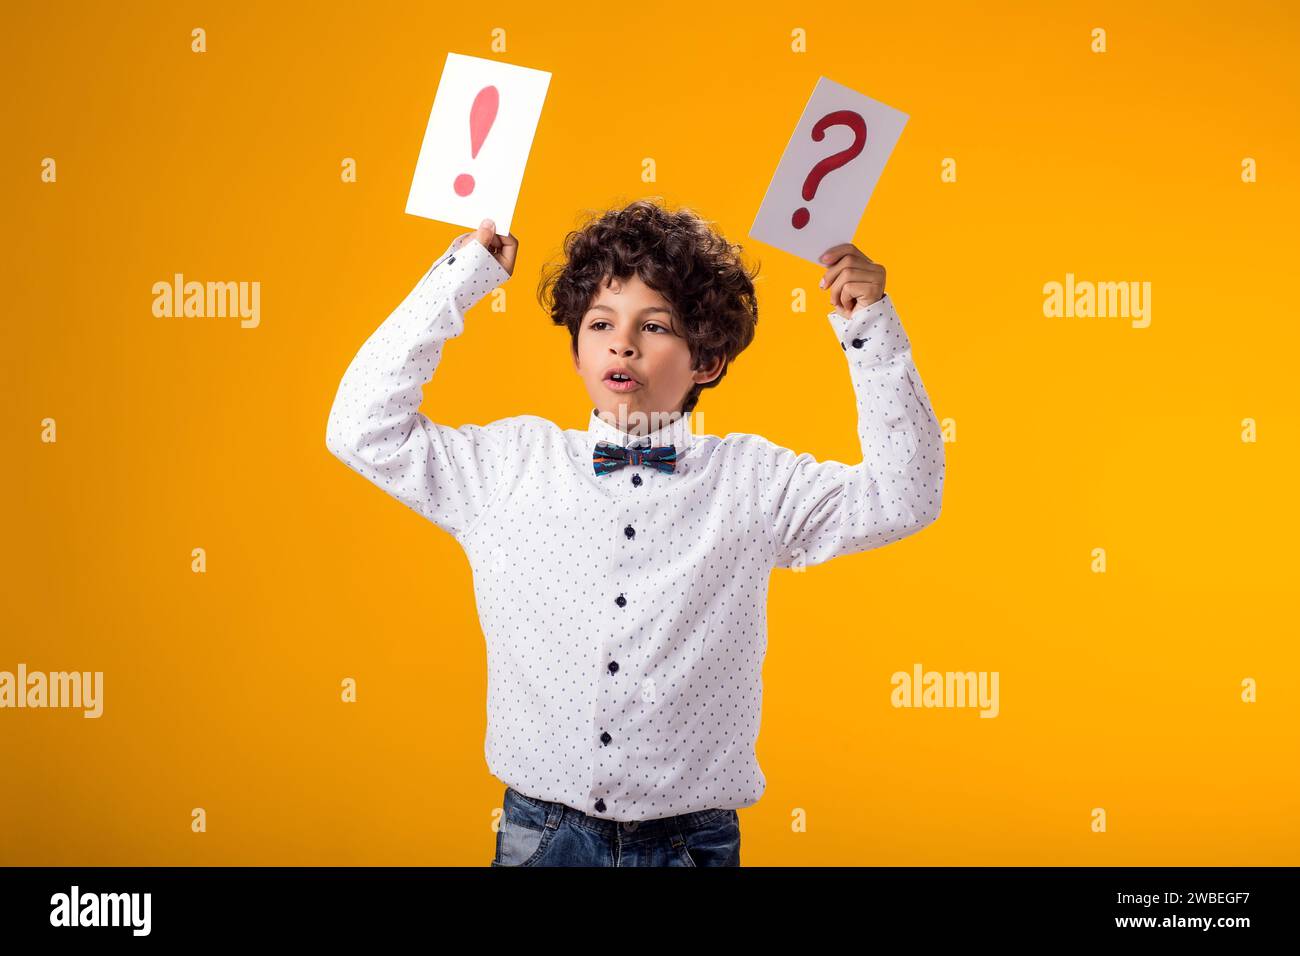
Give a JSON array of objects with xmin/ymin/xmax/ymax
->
[{"xmin": 589, "ymin": 320, "xmax": 670, "ymax": 333}]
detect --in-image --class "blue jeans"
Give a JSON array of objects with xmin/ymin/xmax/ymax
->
[{"xmin": 491, "ymin": 786, "xmax": 742, "ymax": 867}]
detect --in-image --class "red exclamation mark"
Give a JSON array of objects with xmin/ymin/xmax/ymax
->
[{"xmin": 453, "ymin": 85, "xmax": 499, "ymax": 197}]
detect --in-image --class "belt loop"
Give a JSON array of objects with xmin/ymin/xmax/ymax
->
[
  {"xmin": 669, "ymin": 820, "xmax": 688, "ymax": 849},
  {"xmin": 545, "ymin": 800, "xmax": 565, "ymax": 830}
]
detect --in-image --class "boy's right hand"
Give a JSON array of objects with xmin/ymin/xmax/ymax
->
[{"xmin": 452, "ymin": 218, "xmax": 518, "ymax": 277}]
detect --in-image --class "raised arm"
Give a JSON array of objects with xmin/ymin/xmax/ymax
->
[
  {"xmin": 761, "ymin": 267, "xmax": 945, "ymax": 569},
  {"xmin": 325, "ymin": 224, "xmax": 517, "ymax": 540}
]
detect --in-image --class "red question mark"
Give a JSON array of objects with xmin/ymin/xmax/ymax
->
[
  {"xmin": 453, "ymin": 85, "xmax": 500, "ymax": 197},
  {"xmin": 791, "ymin": 110, "xmax": 867, "ymax": 229}
]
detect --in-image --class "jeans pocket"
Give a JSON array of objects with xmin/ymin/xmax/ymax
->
[
  {"xmin": 676, "ymin": 810, "xmax": 741, "ymax": 867},
  {"xmin": 493, "ymin": 788, "xmax": 557, "ymax": 867}
]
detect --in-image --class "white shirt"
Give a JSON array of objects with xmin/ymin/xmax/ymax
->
[{"xmin": 326, "ymin": 236, "xmax": 945, "ymax": 821}]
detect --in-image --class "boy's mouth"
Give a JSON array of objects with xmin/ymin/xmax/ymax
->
[{"xmin": 603, "ymin": 368, "xmax": 642, "ymax": 392}]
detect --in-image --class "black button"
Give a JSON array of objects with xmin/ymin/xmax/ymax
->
[
  {"xmin": 608, "ymin": 661, "xmax": 619, "ymax": 674},
  {"xmin": 447, "ymin": 256, "xmax": 456, "ymax": 265},
  {"xmin": 624, "ymin": 525, "xmax": 635, "ymax": 539},
  {"xmin": 615, "ymin": 593, "xmax": 627, "ymax": 608},
  {"xmin": 631, "ymin": 473, "xmax": 642, "ymax": 486},
  {"xmin": 595, "ymin": 799, "xmax": 606, "ymax": 812},
  {"xmin": 841, "ymin": 341, "xmax": 847, "ymax": 350},
  {"xmin": 600, "ymin": 731, "xmax": 612, "ymax": 745},
  {"xmin": 851, "ymin": 338, "xmax": 865, "ymax": 349}
]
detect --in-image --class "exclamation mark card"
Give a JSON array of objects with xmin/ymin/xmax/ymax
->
[{"xmin": 405, "ymin": 52, "xmax": 552, "ymax": 236}]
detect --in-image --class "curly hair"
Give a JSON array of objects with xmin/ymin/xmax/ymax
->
[{"xmin": 537, "ymin": 198, "xmax": 760, "ymax": 416}]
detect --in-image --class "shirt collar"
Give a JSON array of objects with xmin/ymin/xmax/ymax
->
[{"xmin": 586, "ymin": 406, "xmax": 696, "ymax": 456}]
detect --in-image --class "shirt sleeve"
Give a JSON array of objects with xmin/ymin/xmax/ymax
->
[
  {"xmin": 325, "ymin": 235, "xmax": 515, "ymax": 540},
  {"xmin": 759, "ymin": 293, "xmax": 945, "ymax": 569}
]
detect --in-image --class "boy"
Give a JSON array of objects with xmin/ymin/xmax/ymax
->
[{"xmin": 325, "ymin": 199, "xmax": 944, "ymax": 866}]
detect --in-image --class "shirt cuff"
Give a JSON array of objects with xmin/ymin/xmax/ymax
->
[
  {"xmin": 417, "ymin": 235, "xmax": 512, "ymax": 316},
  {"xmin": 827, "ymin": 293, "xmax": 910, "ymax": 366}
]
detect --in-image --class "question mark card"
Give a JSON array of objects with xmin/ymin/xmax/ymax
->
[
  {"xmin": 749, "ymin": 77, "xmax": 908, "ymax": 264},
  {"xmin": 405, "ymin": 52, "xmax": 551, "ymax": 236}
]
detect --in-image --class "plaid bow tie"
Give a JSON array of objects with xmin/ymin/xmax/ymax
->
[{"xmin": 592, "ymin": 440, "xmax": 677, "ymax": 476}]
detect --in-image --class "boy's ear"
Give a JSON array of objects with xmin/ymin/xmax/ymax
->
[{"xmin": 694, "ymin": 355, "xmax": 726, "ymax": 385}]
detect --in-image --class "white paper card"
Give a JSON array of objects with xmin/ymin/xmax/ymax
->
[
  {"xmin": 749, "ymin": 77, "xmax": 908, "ymax": 264},
  {"xmin": 405, "ymin": 52, "xmax": 551, "ymax": 235}
]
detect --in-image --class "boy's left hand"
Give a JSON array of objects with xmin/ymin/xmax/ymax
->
[{"xmin": 819, "ymin": 243, "xmax": 886, "ymax": 319}]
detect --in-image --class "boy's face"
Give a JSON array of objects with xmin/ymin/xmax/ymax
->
[{"xmin": 573, "ymin": 272, "xmax": 723, "ymax": 434}]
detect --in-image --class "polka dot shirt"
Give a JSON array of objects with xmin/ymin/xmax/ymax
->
[{"xmin": 326, "ymin": 236, "xmax": 945, "ymax": 821}]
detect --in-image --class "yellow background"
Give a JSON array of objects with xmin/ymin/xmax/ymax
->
[{"xmin": 3, "ymin": 0, "xmax": 1296, "ymax": 865}]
